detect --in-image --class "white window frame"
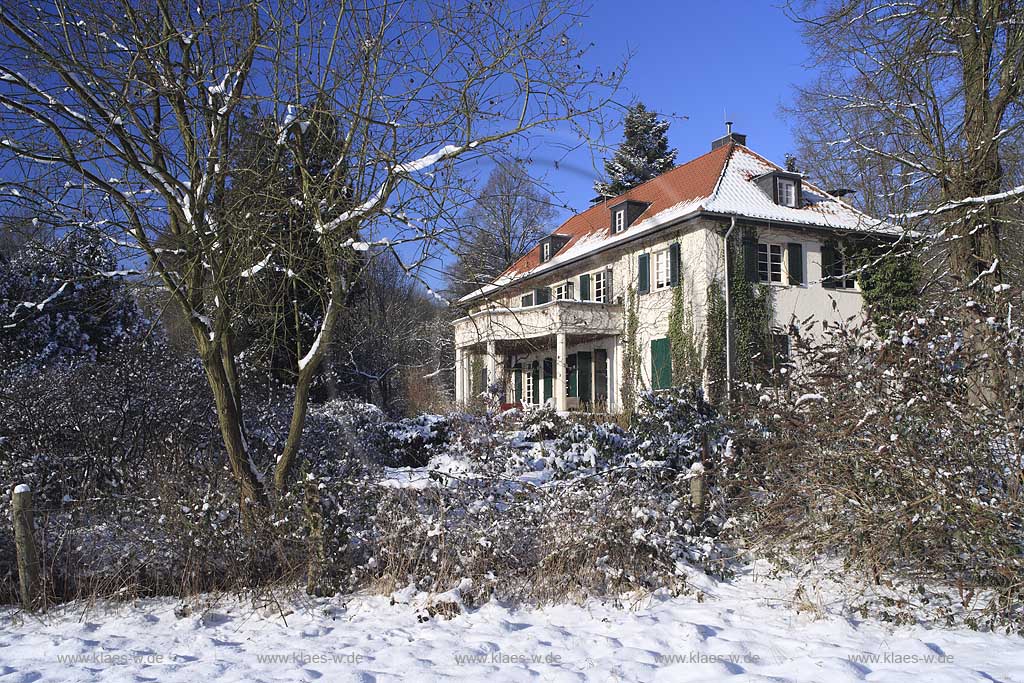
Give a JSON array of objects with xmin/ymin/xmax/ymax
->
[
  {"xmin": 832, "ymin": 253, "xmax": 858, "ymax": 290},
  {"xmin": 542, "ymin": 242, "xmax": 551, "ymax": 261},
  {"xmin": 553, "ymin": 281, "xmax": 575, "ymax": 301},
  {"xmin": 777, "ymin": 178, "xmax": 796, "ymax": 207},
  {"xmin": 757, "ymin": 243, "xmax": 784, "ymax": 284},
  {"xmin": 653, "ymin": 249, "xmax": 671, "ymax": 290},
  {"xmin": 593, "ymin": 269, "xmax": 608, "ymax": 303},
  {"xmin": 524, "ymin": 366, "xmax": 535, "ymax": 404},
  {"xmin": 614, "ymin": 209, "xmax": 625, "ymax": 233}
]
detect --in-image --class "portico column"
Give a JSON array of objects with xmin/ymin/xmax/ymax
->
[
  {"xmin": 613, "ymin": 335, "xmax": 624, "ymax": 414},
  {"xmin": 607, "ymin": 339, "xmax": 617, "ymax": 413},
  {"xmin": 555, "ymin": 333, "xmax": 568, "ymax": 412},
  {"xmin": 485, "ymin": 341, "xmax": 498, "ymax": 393},
  {"xmin": 454, "ymin": 346, "xmax": 465, "ymax": 404}
]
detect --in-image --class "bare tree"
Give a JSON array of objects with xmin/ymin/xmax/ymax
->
[
  {"xmin": 0, "ymin": 0, "xmax": 620, "ymax": 512},
  {"xmin": 445, "ymin": 160, "xmax": 556, "ymax": 299},
  {"xmin": 332, "ymin": 250, "xmax": 445, "ymax": 414},
  {"xmin": 786, "ymin": 1, "xmax": 1024, "ymax": 298}
]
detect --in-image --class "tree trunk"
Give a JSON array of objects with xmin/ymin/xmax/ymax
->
[
  {"xmin": 274, "ymin": 369, "xmax": 315, "ymax": 492},
  {"xmin": 201, "ymin": 348, "xmax": 266, "ymax": 517}
]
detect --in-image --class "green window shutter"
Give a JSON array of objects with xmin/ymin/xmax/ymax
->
[
  {"xmin": 543, "ymin": 358, "xmax": 553, "ymax": 402},
  {"xmin": 638, "ymin": 253, "xmax": 650, "ymax": 294},
  {"xmin": 821, "ymin": 244, "xmax": 836, "ymax": 289},
  {"xmin": 787, "ymin": 242, "xmax": 804, "ymax": 285},
  {"xmin": 531, "ymin": 361, "xmax": 541, "ymax": 404},
  {"xmin": 513, "ymin": 365, "xmax": 523, "ymax": 402},
  {"xmin": 742, "ymin": 236, "xmax": 758, "ymax": 282},
  {"xmin": 577, "ymin": 351, "xmax": 593, "ymax": 405},
  {"xmin": 567, "ymin": 353, "xmax": 578, "ymax": 397},
  {"xmin": 579, "ymin": 273, "xmax": 591, "ymax": 301},
  {"xmin": 651, "ymin": 338, "xmax": 672, "ymax": 390},
  {"xmin": 669, "ymin": 242, "xmax": 681, "ymax": 287}
]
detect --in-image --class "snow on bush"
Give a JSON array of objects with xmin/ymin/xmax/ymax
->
[
  {"xmin": 730, "ymin": 299, "xmax": 1024, "ymax": 631},
  {"xmin": 357, "ymin": 387, "xmax": 734, "ymax": 604}
]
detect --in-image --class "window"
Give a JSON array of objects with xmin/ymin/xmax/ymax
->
[
  {"xmin": 553, "ymin": 281, "xmax": 574, "ymax": 300},
  {"xmin": 521, "ymin": 293, "xmax": 534, "ymax": 307},
  {"xmin": 542, "ymin": 242, "xmax": 551, "ymax": 262},
  {"xmin": 778, "ymin": 179, "xmax": 796, "ymax": 207},
  {"xmin": 757, "ymin": 243, "xmax": 784, "ymax": 283},
  {"xmin": 593, "ymin": 270, "xmax": 609, "ymax": 303},
  {"xmin": 525, "ymin": 361, "xmax": 539, "ymax": 404},
  {"xmin": 653, "ymin": 249, "xmax": 671, "ymax": 290},
  {"xmin": 832, "ymin": 255, "xmax": 857, "ymax": 290},
  {"xmin": 614, "ymin": 209, "xmax": 625, "ymax": 233}
]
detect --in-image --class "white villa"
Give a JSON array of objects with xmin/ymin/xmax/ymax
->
[{"xmin": 453, "ymin": 129, "xmax": 896, "ymax": 412}]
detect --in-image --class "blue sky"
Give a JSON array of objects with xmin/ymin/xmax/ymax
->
[{"xmin": 528, "ymin": 0, "xmax": 812, "ymax": 223}]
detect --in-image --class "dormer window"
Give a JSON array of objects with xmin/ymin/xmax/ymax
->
[
  {"xmin": 754, "ymin": 171, "xmax": 803, "ymax": 208},
  {"xmin": 538, "ymin": 234, "xmax": 570, "ymax": 263},
  {"xmin": 609, "ymin": 200, "xmax": 649, "ymax": 235},
  {"xmin": 778, "ymin": 179, "xmax": 796, "ymax": 207}
]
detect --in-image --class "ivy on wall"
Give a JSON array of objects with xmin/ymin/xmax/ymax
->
[
  {"xmin": 667, "ymin": 284, "xmax": 703, "ymax": 386},
  {"xmin": 705, "ymin": 280, "xmax": 727, "ymax": 404},
  {"xmin": 857, "ymin": 249, "xmax": 921, "ymax": 335},
  {"xmin": 705, "ymin": 230, "xmax": 775, "ymax": 404},
  {"xmin": 621, "ymin": 285, "xmax": 643, "ymax": 423}
]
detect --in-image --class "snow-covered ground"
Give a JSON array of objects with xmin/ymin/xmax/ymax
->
[{"xmin": 1, "ymin": 562, "xmax": 1020, "ymax": 682}]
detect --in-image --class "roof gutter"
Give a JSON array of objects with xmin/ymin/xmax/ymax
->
[{"xmin": 700, "ymin": 210, "xmax": 900, "ymax": 240}]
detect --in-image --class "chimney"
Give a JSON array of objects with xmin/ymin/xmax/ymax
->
[{"xmin": 712, "ymin": 121, "xmax": 747, "ymax": 150}]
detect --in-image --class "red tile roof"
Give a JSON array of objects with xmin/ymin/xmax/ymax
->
[{"xmin": 503, "ymin": 143, "xmax": 734, "ymax": 276}]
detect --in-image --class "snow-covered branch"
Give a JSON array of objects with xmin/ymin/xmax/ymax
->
[{"xmin": 893, "ymin": 184, "xmax": 1024, "ymax": 221}]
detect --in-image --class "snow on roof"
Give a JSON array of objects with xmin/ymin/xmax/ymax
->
[
  {"xmin": 705, "ymin": 145, "xmax": 897, "ymax": 234},
  {"xmin": 459, "ymin": 143, "xmax": 898, "ymax": 303}
]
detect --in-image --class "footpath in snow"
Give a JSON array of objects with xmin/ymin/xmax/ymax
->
[{"xmin": 0, "ymin": 563, "xmax": 1021, "ymax": 682}]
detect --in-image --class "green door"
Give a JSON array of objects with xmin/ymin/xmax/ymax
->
[
  {"xmin": 577, "ymin": 350, "xmax": 593, "ymax": 407},
  {"xmin": 651, "ymin": 338, "xmax": 672, "ymax": 390}
]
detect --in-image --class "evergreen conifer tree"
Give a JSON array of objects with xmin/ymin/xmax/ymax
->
[{"xmin": 593, "ymin": 103, "xmax": 677, "ymax": 200}]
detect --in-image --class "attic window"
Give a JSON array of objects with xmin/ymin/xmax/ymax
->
[
  {"xmin": 542, "ymin": 242, "xmax": 551, "ymax": 261},
  {"xmin": 609, "ymin": 200, "xmax": 648, "ymax": 235},
  {"xmin": 778, "ymin": 178, "xmax": 796, "ymax": 207}
]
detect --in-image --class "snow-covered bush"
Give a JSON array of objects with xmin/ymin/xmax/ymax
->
[
  {"xmin": 514, "ymin": 405, "xmax": 570, "ymax": 441},
  {"xmin": 0, "ymin": 231, "xmax": 143, "ymax": 372},
  {"xmin": 730, "ymin": 300, "xmax": 1024, "ymax": 630},
  {"xmin": 360, "ymin": 397, "xmax": 735, "ymax": 604},
  {"xmin": 631, "ymin": 385, "xmax": 724, "ymax": 466},
  {"xmin": 381, "ymin": 413, "xmax": 452, "ymax": 467},
  {"xmin": 0, "ymin": 339, "xmax": 214, "ymax": 505}
]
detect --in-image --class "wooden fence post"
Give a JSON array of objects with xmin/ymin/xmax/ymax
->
[
  {"xmin": 689, "ymin": 465, "xmax": 705, "ymax": 526},
  {"xmin": 11, "ymin": 484, "xmax": 40, "ymax": 610}
]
